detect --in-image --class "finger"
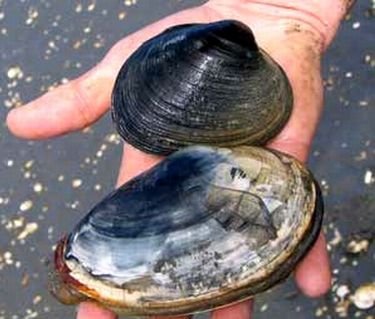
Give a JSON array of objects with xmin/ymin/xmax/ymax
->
[
  {"xmin": 265, "ymin": 35, "xmax": 323, "ymax": 163},
  {"xmin": 268, "ymin": 139, "xmax": 332, "ymax": 296},
  {"xmin": 265, "ymin": 137, "xmax": 332, "ymax": 297},
  {"xmin": 6, "ymin": 7, "xmax": 214, "ymax": 140},
  {"xmin": 294, "ymin": 232, "xmax": 331, "ymax": 297},
  {"xmin": 266, "ymin": 78, "xmax": 322, "ymax": 163},
  {"xmin": 116, "ymin": 144, "xmax": 163, "ymax": 186},
  {"xmin": 268, "ymin": 137, "xmax": 310, "ymax": 163},
  {"xmin": 77, "ymin": 301, "xmax": 117, "ymax": 319},
  {"xmin": 211, "ymin": 300, "xmax": 253, "ymax": 319},
  {"xmin": 6, "ymin": 64, "xmax": 115, "ymax": 139}
]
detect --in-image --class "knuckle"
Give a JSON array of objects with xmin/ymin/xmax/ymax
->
[{"xmin": 69, "ymin": 79, "xmax": 93, "ymax": 127}]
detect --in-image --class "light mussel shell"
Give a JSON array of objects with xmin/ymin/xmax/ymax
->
[
  {"xmin": 111, "ymin": 20, "xmax": 293, "ymax": 155},
  {"xmin": 51, "ymin": 146, "xmax": 322, "ymax": 316}
]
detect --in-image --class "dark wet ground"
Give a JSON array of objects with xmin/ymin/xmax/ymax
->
[{"xmin": 0, "ymin": 1, "xmax": 373, "ymax": 318}]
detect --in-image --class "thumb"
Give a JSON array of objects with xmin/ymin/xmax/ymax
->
[
  {"xmin": 6, "ymin": 6, "xmax": 214, "ymax": 140},
  {"xmin": 6, "ymin": 63, "xmax": 114, "ymax": 139}
]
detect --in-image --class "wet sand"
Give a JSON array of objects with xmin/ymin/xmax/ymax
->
[{"xmin": 0, "ymin": 1, "xmax": 373, "ymax": 318}]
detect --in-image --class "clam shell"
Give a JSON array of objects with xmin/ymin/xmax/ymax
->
[
  {"xmin": 50, "ymin": 146, "xmax": 322, "ymax": 316},
  {"xmin": 111, "ymin": 20, "xmax": 293, "ymax": 155}
]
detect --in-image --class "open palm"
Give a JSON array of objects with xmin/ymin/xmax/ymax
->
[{"xmin": 7, "ymin": 1, "xmax": 336, "ymax": 318}]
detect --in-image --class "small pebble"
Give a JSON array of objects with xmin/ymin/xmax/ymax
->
[
  {"xmin": 336, "ymin": 285, "xmax": 350, "ymax": 299},
  {"xmin": 364, "ymin": 170, "xmax": 374, "ymax": 185},
  {"xmin": 351, "ymin": 283, "xmax": 375, "ymax": 310},
  {"xmin": 17, "ymin": 222, "xmax": 38, "ymax": 240},
  {"xmin": 32, "ymin": 295, "xmax": 42, "ymax": 305},
  {"xmin": 346, "ymin": 238, "xmax": 370, "ymax": 254},
  {"xmin": 260, "ymin": 303, "xmax": 268, "ymax": 312},
  {"xmin": 352, "ymin": 21, "xmax": 361, "ymax": 29},
  {"xmin": 33, "ymin": 182, "xmax": 43, "ymax": 193},
  {"xmin": 72, "ymin": 179, "xmax": 82, "ymax": 188},
  {"xmin": 7, "ymin": 66, "xmax": 23, "ymax": 79},
  {"xmin": 19, "ymin": 200, "xmax": 33, "ymax": 212},
  {"xmin": 118, "ymin": 11, "xmax": 127, "ymax": 20}
]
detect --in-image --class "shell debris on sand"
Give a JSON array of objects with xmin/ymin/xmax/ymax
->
[{"xmin": 351, "ymin": 283, "xmax": 375, "ymax": 310}]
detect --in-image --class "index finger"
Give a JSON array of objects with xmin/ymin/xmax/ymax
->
[
  {"xmin": 6, "ymin": 7, "xmax": 214, "ymax": 140},
  {"xmin": 6, "ymin": 64, "xmax": 114, "ymax": 139}
]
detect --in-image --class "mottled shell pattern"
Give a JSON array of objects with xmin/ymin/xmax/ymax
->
[{"xmin": 49, "ymin": 20, "xmax": 323, "ymax": 317}]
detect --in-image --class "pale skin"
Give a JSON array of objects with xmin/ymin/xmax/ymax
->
[{"xmin": 6, "ymin": 0, "xmax": 352, "ymax": 318}]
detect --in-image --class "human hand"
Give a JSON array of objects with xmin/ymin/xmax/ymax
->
[{"xmin": 7, "ymin": 0, "xmax": 350, "ymax": 318}]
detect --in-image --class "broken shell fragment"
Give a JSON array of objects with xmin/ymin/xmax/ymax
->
[{"xmin": 351, "ymin": 283, "xmax": 375, "ymax": 310}]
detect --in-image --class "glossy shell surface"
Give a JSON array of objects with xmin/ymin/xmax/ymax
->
[
  {"xmin": 111, "ymin": 20, "xmax": 293, "ymax": 155},
  {"xmin": 51, "ymin": 146, "xmax": 322, "ymax": 315},
  {"xmin": 49, "ymin": 20, "xmax": 323, "ymax": 316}
]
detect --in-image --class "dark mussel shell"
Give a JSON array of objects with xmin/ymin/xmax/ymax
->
[
  {"xmin": 49, "ymin": 20, "xmax": 323, "ymax": 317},
  {"xmin": 111, "ymin": 20, "xmax": 293, "ymax": 155},
  {"xmin": 50, "ymin": 146, "xmax": 323, "ymax": 316}
]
